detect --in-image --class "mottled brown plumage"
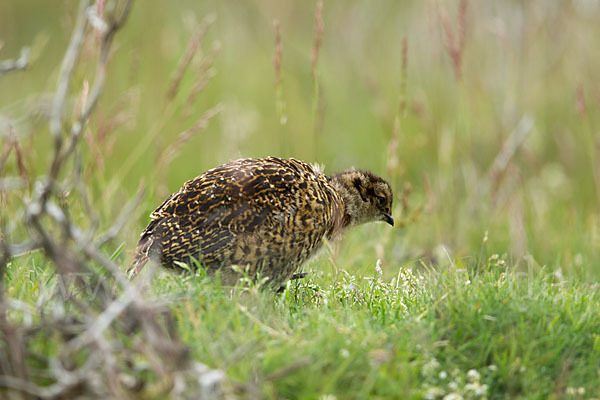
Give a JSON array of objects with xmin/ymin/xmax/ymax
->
[{"xmin": 129, "ymin": 157, "xmax": 393, "ymax": 287}]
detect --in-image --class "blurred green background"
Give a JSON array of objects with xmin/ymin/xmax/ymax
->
[{"xmin": 2, "ymin": 0, "xmax": 600, "ymax": 279}]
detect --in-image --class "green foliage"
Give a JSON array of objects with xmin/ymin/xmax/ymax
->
[{"xmin": 147, "ymin": 256, "xmax": 599, "ymax": 399}]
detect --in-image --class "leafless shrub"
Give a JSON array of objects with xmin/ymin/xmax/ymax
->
[{"xmin": 0, "ymin": 1, "xmax": 225, "ymax": 398}]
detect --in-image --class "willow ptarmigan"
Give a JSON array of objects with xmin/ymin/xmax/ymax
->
[{"xmin": 129, "ymin": 157, "xmax": 394, "ymax": 287}]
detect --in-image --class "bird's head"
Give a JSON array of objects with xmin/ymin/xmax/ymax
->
[{"xmin": 330, "ymin": 169, "xmax": 394, "ymax": 228}]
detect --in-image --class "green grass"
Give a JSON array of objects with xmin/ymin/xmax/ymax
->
[
  {"xmin": 154, "ymin": 254, "xmax": 600, "ymax": 399},
  {"xmin": 8, "ymin": 251, "xmax": 599, "ymax": 398},
  {"xmin": 3, "ymin": 0, "xmax": 600, "ymax": 398}
]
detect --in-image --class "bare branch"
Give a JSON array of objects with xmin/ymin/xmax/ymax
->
[
  {"xmin": 50, "ymin": 0, "xmax": 91, "ymax": 141},
  {"xmin": 95, "ymin": 183, "xmax": 145, "ymax": 247},
  {"xmin": 45, "ymin": 201, "xmax": 130, "ymax": 288},
  {"xmin": 6, "ymin": 240, "xmax": 41, "ymax": 257},
  {"xmin": 0, "ymin": 47, "xmax": 30, "ymax": 76}
]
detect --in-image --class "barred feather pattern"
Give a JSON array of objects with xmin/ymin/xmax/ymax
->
[{"xmin": 129, "ymin": 157, "xmax": 345, "ymax": 287}]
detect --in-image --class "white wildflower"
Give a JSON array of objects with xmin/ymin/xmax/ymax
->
[
  {"xmin": 423, "ymin": 358, "xmax": 440, "ymax": 376},
  {"xmin": 375, "ymin": 259, "xmax": 383, "ymax": 276},
  {"xmin": 466, "ymin": 369, "xmax": 481, "ymax": 382},
  {"xmin": 443, "ymin": 394, "xmax": 464, "ymax": 400},
  {"xmin": 465, "ymin": 382, "xmax": 488, "ymax": 397},
  {"xmin": 424, "ymin": 387, "xmax": 445, "ymax": 400},
  {"xmin": 439, "ymin": 371, "xmax": 448, "ymax": 379}
]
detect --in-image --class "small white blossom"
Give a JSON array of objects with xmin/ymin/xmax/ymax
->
[
  {"xmin": 320, "ymin": 395, "xmax": 337, "ymax": 400},
  {"xmin": 442, "ymin": 394, "xmax": 464, "ymax": 400},
  {"xmin": 466, "ymin": 369, "xmax": 481, "ymax": 382},
  {"xmin": 439, "ymin": 371, "xmax": 448, "ymax": 379},
  {"xmin": 465, "ymin": 382, "xmax": 488, "ymax": 396},
  {"xmin": 423, "ymin": 358, "xmax": 441, "ymax": 376},
  {"xmin": 424, "ymin": 387, "xmax": 445, "ymax": 400},
  {"xmin": 375, "ymin": 259, "xmax": 383, "ymax": 276}
]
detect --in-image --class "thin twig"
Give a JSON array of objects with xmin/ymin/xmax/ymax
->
[
  {"xmin": 167, "ymin": 14, "xmax": 215, "ymax": 101},
  {"xmin": 264, "ymin": 358, "xmax": 311, "ymax": 382},
  {"xmin": 50, "ymin": 0, "xmax": 90, "ymax": 140},
  {"xmin": 95, "ymin": 183, "xmax": 145, "ymax": 247},
  {"xmin": 0, "ymin": 47, "xmax": 30, "ymax": 76}
]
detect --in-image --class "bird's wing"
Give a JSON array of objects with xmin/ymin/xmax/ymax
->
[{"xmin": 130, "ymin": 158, "xmax": 320, "ymax": 276}]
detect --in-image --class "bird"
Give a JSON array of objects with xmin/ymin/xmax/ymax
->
[{"xmin": 128, "ymin": 157, "xmax": 394, "ymax": 288}]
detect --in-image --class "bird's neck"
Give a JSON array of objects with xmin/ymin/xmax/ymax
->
[{"xmin": 328, "ymin": 174, "xmax": 359, "ymax": 228}]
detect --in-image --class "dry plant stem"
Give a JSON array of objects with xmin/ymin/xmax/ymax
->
[
  {"xmin": 311, "ymin": 0, "xmax": 323, "ymax": 86},
  {"xmin": 49, "ymin": 0, "xmax": 90, "ymax": 165},
  {"xmin": 183, "ymin": 41, "xmax": 220, "ymax": 117},
  {"xmin": 311, "ymin": 0, "xmax": 324, "ymax": 152},
  {"xmin": 104, "ymin": 14, "xmax": 215, "ymax": 201},
  {"xmin": 486, "ymin": 115, "xmax": 534, "ymax": 186},
  {"xmin": 264, "ymin": 358, "xmax": 311, "ymax": 382},
  {"xmin": 1, "ymin": 1, "xmax": 227, "ymax": 396},
  {"xmin": 44, "ymin": 201, "xmax": 130, "ymax": 286},
  {"xmin": 67, "ymin": 282, "xmax": 137, "ymax": 352},
  {"xmin": 273, "ymin": 19, "xmax": 287, "ymax": 127},
  {"xmin": 387, "ymin": 37, "xmax": 408, "ymax": 181},
  {"xmin": 0, "ymin": 47, "xmax": 30, "ymax": 76},
  {"xmin": 95, "ymin": 183, "xmax": 145, "ymax": 246},
  {"xmin": 440, "ymin": 0, "xmax": 467, "ymax": 81},
  {"xmin": 155, "ymin": 104, "xmax": 222, "ymax": 196},
  {"xmin": 167, "ymin": 14, "xmax": 215, "ymax": 101}
]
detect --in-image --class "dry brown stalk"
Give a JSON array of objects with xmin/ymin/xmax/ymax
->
[
  {"xmin": 440, "ymin": 0, "xmax": 468, "ymax": 81},
  {"xmin": 311, "ymin": 0, "xmax": 323, "ymax": 85},
  {"xmin": 387, "ymin": 37, "xmax": 408, "ymax": 180},
  {"xmin": 576, "ymin": 83, "xmax": 586, "ymax": 117},
  {"xmin": 155, "ymin": 104, "xmax": 223, "ymax": 196},
  {"xmin": 0, "ymin": 47, "xmax": 30, "ymax": 76},
  {"xmin": 183, "ymin": 40, "xmax": 220, "ymax": 117},
  {"xmin": 166, "ymin": 13, "xmax": 216, "ymax": 101},
  {"xmin": 273, "ymin": 20, "xmax": 282, "ymax": 90},
  {"xmin": 273, "ymin": 19, "xmax": 287, "ymax": 125},
  {"xmin": 311, "ymin": 0, "xmax": 325, "ymax": 151}
]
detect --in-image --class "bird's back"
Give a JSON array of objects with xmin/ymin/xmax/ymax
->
[{"xmin": 130, "ymin": 157, "xmax": 344, "ymax": 286}]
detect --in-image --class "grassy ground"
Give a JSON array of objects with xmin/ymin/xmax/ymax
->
[{"xmin": 2, "ymin": 0, "xmax": 600, "ymax": 398}]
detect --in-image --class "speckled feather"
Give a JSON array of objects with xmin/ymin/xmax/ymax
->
[{"xmin": 129, "ymin": 157, "xmax": 348, "ymax": 286}]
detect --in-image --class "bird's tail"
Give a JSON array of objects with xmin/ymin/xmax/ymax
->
[{"xmin": 127, "ymin": 235, "xmax": 153, "ymax": 278}]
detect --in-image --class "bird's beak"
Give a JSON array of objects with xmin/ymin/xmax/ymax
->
[{"xmin": 383, "ymin": 213, "xmax": 394, "ymax": 227}]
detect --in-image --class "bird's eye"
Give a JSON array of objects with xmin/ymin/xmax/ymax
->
[{"xmin": 376, "ymin": 195, "xmax": 386, "ymax": 206}]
